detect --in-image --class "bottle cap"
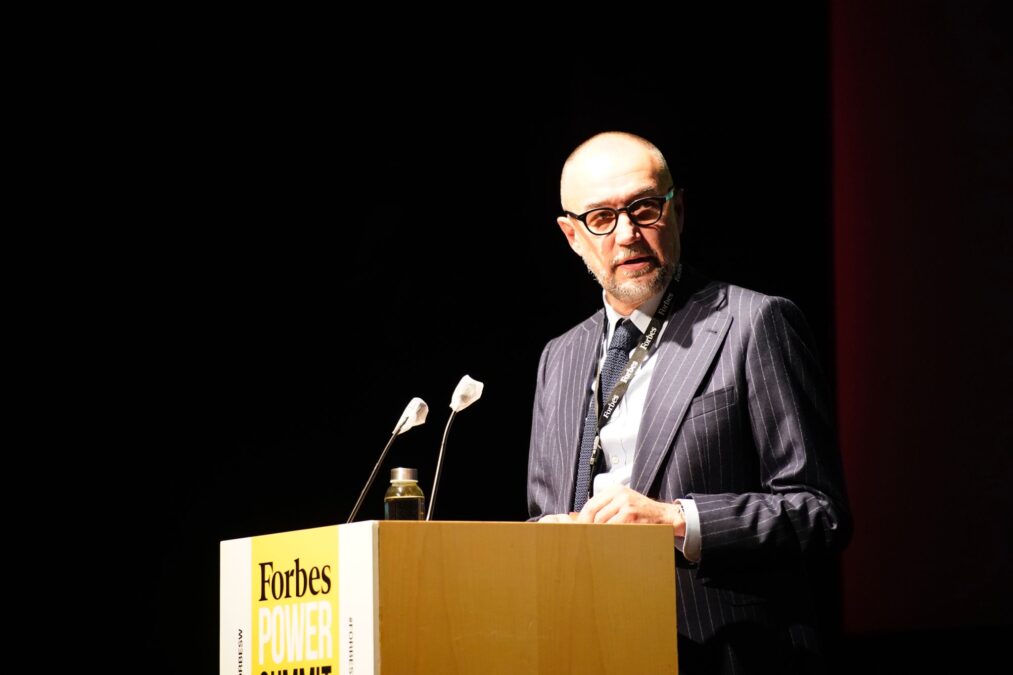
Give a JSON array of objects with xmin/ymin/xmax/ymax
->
[{"xmin": 391, "ymin": 467, "xmax": 417, "ymax": 482}]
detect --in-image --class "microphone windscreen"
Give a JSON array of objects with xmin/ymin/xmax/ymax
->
[
  {"xmin": 449, "ymin": 375, "xmax": 484, "ymax": 412},
  {"xmin": 394, "ymin": 397, "xmax": 429, "ymax": 434}
]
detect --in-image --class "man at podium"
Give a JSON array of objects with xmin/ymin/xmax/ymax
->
[{"xmin": 528, "ymin": 131, "xmax": 850, "ymax": 674}]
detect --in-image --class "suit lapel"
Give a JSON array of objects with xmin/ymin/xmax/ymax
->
[
  {"xmin": 556, "ymin": 310, "xmax": 604, "ymax": 512},
  {"xmin": 631, "ymin": 281, "xmax": 732, "ymax": 494}
]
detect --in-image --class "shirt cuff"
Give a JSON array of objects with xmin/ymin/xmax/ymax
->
[{"xmin": 672, "ymin": 498, "xmax": 701, "ymax": 563}]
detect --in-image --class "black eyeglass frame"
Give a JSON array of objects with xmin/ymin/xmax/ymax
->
[{"xmin": 563, "ymin": 186, "xmax": 679, "ymax": 236}]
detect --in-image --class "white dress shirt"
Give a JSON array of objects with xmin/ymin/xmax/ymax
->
[{"xmin": 591, "ymin": 286, "xmax": 702, "ymax": 562}]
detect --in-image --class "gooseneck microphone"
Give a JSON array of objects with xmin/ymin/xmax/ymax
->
[
  {"xmin": 346, "ymin": 397, "xmax": 428, "ymax": 523},
  {"xmin": 426, "ymin": 375, "xmax": 484, "ymax": 521}
]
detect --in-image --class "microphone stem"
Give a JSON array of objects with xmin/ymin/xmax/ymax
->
[
  {"xmin": 426, "ymin": 410, "xmax": 456, "ymax": 521},
  {"xmin": 347, "ymin": 418, "xmax": 407, "ymax": 523}
]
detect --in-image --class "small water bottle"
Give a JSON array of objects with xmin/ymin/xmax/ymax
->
[{"xmin": 384, "ymin": 467, "xmax": 425, "ymax": 520}]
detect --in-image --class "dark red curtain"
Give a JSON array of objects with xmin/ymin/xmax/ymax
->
[{"xmin": 833, "ymin": 0, "xmax": 1011, "ymax": 633}]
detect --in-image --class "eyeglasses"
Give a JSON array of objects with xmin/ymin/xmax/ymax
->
[{"xmin": 563, "ymin": 186, "xmax": 678, "ymax": 236}]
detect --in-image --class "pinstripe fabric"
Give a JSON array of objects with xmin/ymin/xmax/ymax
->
[{"xmin": 527, "ymin": 268, "xmax": 850, "ymax": 675}]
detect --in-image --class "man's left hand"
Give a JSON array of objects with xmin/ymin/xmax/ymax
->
[{"xmin": 576, "ymin": 485, "xmax": 686, "ymax": 537}]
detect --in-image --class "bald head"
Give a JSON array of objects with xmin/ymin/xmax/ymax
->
[
  {"xmin": 560, "ymin": 132, "xmax": 672, "ymax": 211},
  {"xmin": 555, "ymin": 131, "xmax": 683, "ymax": 314}
]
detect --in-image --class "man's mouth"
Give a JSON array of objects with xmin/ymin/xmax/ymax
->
[{"xmin": 615, "ymin": 255, "xmax": 655, "ymax": 271}]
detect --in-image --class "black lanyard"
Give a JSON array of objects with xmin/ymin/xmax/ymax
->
[{"xmin": 589, "ymin": 267, "xmax": 681, "ymax": 475}]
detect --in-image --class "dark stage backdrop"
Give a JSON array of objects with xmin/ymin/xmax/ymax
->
[
  {"xmin": 129, "ymin": 3, "xmax": 1008, "ymax": 672},
  {"xmin": 832, "ymin": 1, "xmax": 1012, "ymax": 669}
]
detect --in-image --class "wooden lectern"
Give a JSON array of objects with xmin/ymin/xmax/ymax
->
[{"xmin": 221, "ymin": 521, "xmax": 677, "ymax": 674}]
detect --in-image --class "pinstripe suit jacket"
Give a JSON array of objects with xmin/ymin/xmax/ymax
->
[{"xmin": 527, "ymin": 269, "xmax": 850, "ymax": 674}]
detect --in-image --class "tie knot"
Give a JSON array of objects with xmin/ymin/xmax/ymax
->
[{"xmin": 609, "ymin": 319, "xmax": 641, "ymax": 354}]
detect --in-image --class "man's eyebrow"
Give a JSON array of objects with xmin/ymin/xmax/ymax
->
[{"xmin": 584, "ymin": 186, "xmax": 660, "ymax": 210}]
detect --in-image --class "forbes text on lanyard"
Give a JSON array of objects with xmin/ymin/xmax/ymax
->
[{"xmin": 588, "ymin": 268, "xmax": 682, "ymax": 479}]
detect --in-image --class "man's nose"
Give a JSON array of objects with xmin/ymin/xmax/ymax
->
[{"xmin": 613, "ymin": 211, "xmax": 641, "ymax": 245}]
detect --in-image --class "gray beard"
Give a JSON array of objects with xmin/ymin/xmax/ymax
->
[{"xmin": 585, "ymin": 258, "xmax": 675, "ymax": 305}]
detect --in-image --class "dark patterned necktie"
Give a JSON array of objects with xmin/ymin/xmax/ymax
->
[{"xmin": 573, "ymin": 319, "xmax": 642, "ymax": 511}]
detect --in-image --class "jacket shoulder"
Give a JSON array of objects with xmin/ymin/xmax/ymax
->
[{"xmin": 690, "ymin": 269, "xmax": 795, "ymax": 322}]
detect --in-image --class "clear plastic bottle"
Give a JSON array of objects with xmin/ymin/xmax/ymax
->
[{"xmin": 384, "ymin": 467, "xmax": 425, "ymax": 520}]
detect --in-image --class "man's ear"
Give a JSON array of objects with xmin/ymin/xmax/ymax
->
[{"xmin": 557, "ymin": 215, "xmax": 583, "ymax": 255}]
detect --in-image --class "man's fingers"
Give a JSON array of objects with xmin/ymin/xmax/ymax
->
[
  {"xmin": 576, "ymin": 487, "xmax": 675, "ymax": 525},
  {"xmin": 577, "ymin": 485, "xmax": 624, "ymax": 522},
  {"xmin": 593, "ymin": 499, "xmax": 623, "ymax": 523}
]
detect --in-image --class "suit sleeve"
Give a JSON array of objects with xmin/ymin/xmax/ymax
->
[
  {"xmin": 527, "ymin": 341, "xmax": 554, "ymax": 522},
  {"xmin": 690, "ymin": 296, "xmax": 851, "ymax": 572}
]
